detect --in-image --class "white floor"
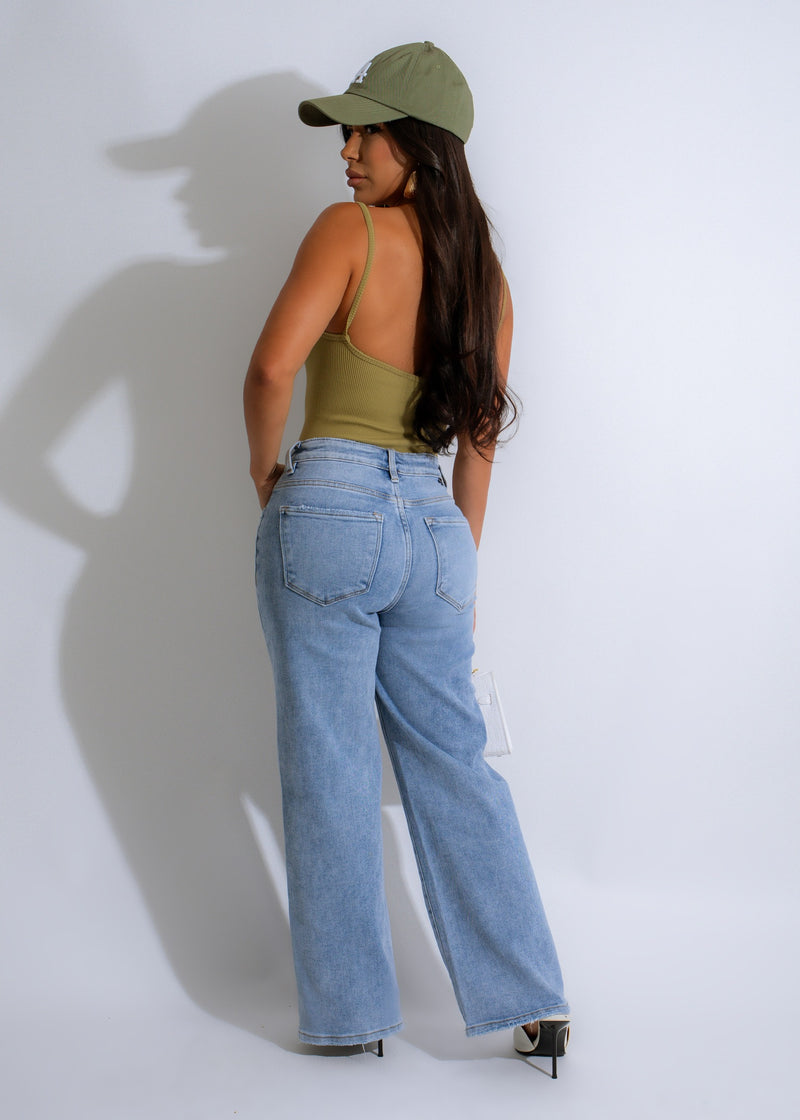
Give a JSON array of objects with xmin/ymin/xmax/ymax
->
[{"xmin": 5, "ymin": 878, "xmax": 796, "ymax": 1120}]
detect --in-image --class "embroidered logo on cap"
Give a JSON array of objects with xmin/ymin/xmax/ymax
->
[{"xmin": 353, "ymin": 60, "xmax": 372, "ymax": 84}]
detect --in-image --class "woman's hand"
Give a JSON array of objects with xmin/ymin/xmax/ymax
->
[{"xmin": 254, "ymin": 462, "xmax": 285, "ymax": 509}]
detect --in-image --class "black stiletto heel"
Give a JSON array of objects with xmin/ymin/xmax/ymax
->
[
  {"xmin": 513, "ymin": 1017, "xmax": 570, "ymax": 1078},
  {"xmin": 377, "ymin": 1038, "xmax": 383, "ymax": 1058}
]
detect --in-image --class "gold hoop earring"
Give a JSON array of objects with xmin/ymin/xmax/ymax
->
[{"xmin": 403, "ymin": 170, "xmax": 417, "ymax": 199}]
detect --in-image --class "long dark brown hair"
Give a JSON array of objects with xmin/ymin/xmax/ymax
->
[{"xmin": 385, "ymin": 118, "xmax": 518, "ymax": 454}]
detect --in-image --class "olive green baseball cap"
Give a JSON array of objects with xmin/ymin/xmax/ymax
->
[{"xmin": 298, "ymin": 41, "xmax": 474, "ymax": 143}]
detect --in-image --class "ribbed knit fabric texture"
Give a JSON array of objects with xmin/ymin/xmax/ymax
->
[{"xmin": 300, "ymin": 333, "xmax": 427, "ymax": 452}]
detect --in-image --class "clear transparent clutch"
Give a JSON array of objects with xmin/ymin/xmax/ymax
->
[{"xmin": 472, "ymin": 669, "xmax": 513, "ymax": 757}]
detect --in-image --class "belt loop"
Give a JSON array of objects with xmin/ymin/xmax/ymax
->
[
  {"xmin": 387, "ymin": 448, "xmax": 399, "ymax": 482},
  {"xmin": 285, "ymin": 441, "xmax": 300, "ymax": 474}
]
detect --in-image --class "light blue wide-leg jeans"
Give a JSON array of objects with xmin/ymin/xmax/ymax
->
[{"xmin": 255, "ymin": 438, "xmax": 568, "ymax": 1046}]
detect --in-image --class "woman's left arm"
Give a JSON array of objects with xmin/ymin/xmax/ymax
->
[
  {"xmin": 452, "ymin": 285, "xmax": 514, "ymax": 547},
  {"xmin": 244, "ymin": 204, "xmax": 360, "ymax": 506}
]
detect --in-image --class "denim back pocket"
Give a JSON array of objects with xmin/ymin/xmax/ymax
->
[
  {"xmin": 279, "ymin": 506, "xmax": 383, "ymax": 605},
  {"xmin": 424, "ymin": 517, "xmax": 477, "ymax": 611}
]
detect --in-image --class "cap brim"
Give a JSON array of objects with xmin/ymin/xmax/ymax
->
[{"xmin": 298, "ymin": 92, "xmax": 407, "ymax": 128}]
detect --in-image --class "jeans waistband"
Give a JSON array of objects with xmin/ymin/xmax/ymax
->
[{"xmin": 285, "ymin": 438, "xmax": 440, "ymax": 480}]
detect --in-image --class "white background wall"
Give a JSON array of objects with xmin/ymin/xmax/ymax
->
[{"xmin": 2, "ymin": 2, "xmax": 798, "ymax": 1117}]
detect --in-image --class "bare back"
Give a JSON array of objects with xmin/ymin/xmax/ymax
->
[{"xmin": 326, "ymin": 203, "xmax": 423, "ymax": 375}]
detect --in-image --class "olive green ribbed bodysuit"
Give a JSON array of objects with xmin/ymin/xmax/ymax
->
[{"xmin": 299, "ymin": 202, "xmax": 430, "ymax": 454}]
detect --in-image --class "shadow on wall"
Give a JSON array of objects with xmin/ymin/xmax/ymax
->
[{"xmin": 0, "ymin": 73, "xmax": 456, "ymax": 1051}]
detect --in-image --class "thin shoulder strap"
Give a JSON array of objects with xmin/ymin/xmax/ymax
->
[
  {"xmin": 499, "ymin": 271, "xmax": 510, "ymax": 326},
  {"xmin": 345, "ymin": 202, "xmax": 375, "ymax": 337}
]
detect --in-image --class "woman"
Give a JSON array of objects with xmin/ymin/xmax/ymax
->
[{"xmin": 244, "ymin": 41, "xmax": 569, "ymax": 1071}]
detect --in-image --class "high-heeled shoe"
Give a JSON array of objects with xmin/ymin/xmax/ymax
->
[{"xmin": 513, "ymin": 1016, "xmax": 570, "ymax": 1078}]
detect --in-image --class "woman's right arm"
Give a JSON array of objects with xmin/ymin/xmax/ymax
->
[
  {"xmin": 244, "ymin": 204, "xmax": 362, "ymax": 506},
  {"xmin": 451, "ymin": 284, "xmax": 514, "ymax": 548}
]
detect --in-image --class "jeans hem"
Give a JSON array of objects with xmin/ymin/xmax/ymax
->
[
  {"xmin": 465, "ymin": 1003, "xmax": 571, "ymax": 1038},
  {"xmin": 298, "ymin": 1021, "xmax": 403, "ymax": 1047}
]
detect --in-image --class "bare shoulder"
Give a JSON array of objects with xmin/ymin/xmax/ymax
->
[
  {"xmin": 306, "ymin": 201, "xmax": 368, "ymax": 240},
  {"xmin": 293, "ymin": 202, "xmax": 366, "ymax": 271}
]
